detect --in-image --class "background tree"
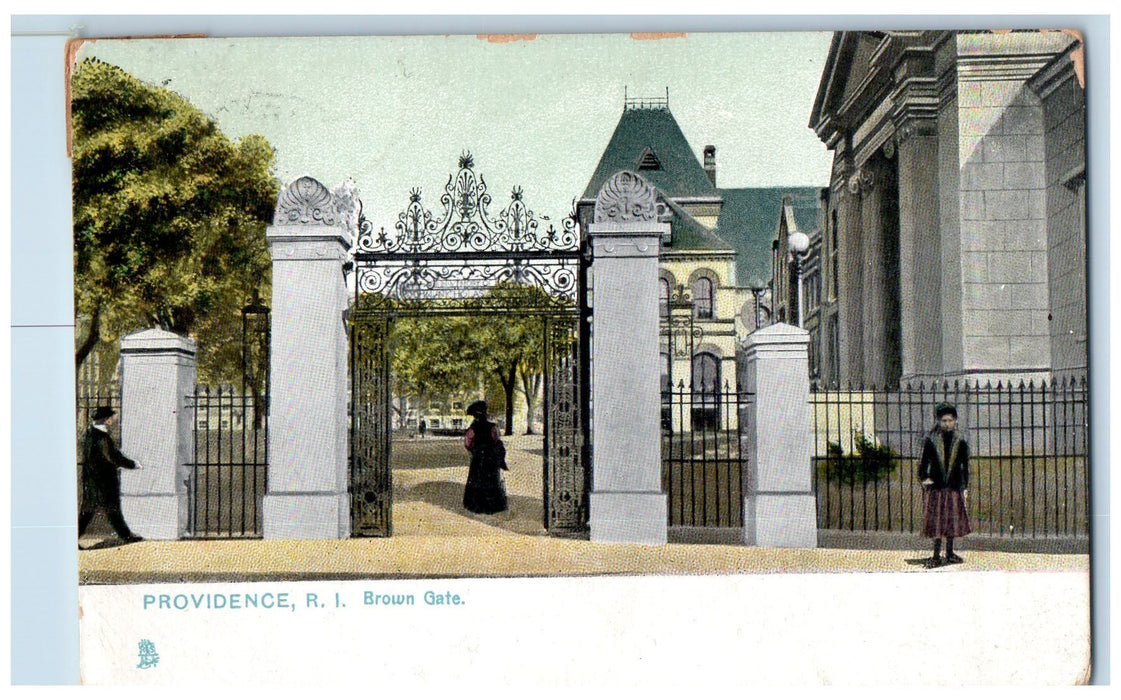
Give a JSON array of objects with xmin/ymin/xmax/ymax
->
[
  {"xmin": 369, "ymin": 283, "xmax": 568, "ymax": 436},
  {"xmin": 72, "ymin": 58, "xmax": 279, "ymax": 388},
  {"xmin": 391, "ymin": 312, "xmax": 480, "ymax": 405},
  {"xmin": 476, "ymin": 283, "xmax": 562, "ymax": 435}
]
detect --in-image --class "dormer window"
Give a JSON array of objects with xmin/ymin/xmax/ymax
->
[{"xmin": 637, "ymin": 147, "xmax": 661, "ymax": 171}]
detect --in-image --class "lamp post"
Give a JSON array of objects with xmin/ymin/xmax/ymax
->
[
  {"xmin": 788, "ymin": 229, "xmax": 810, "ymax": 328},
  {"xmin": 748, "ymin": 280, "xmax": 767, "ymax": 330}
]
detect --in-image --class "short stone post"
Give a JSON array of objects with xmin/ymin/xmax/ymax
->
[
  {"xmin": 262, "ymin": 177, "xmax": 357, "ymax": 539},
  {"xmin": 587, "ymin": 171, "xmax": 669, "ymax": 544},
  {"xmin": 118, "ymin": 328, "xmax": 197, "ymax": 539},
  {"xmin": 740, "ymin": 323, "xmax": 818, "ymax": 548}
]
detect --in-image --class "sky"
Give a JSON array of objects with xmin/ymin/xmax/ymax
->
[{"xmin": 76, "ymin": 31, "xmax": 836, "ymax": 227}]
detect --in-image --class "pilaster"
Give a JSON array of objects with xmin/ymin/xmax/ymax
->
[
  {"xmin": 587, "ymin": 171, "xmax": 669, "ymax": 544},
  {"xmin": 739, "ymin": 323, "xmax": 817, "ymax": 548},
  {"xmin": 263, "ymin": 177, "xmax": 357, "ymax": 539}
]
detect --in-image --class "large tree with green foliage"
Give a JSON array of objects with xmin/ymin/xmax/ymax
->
[
  {"xmin": 383, "ymin": 282, "xmax": 564, "ymax": 436},
  {"xmin": 71, "ymin": 58, "xmax": 279, "ymax": 390}
]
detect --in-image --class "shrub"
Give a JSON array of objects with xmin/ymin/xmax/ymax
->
[{"xmin": 819, "ymin": 433, "xmax": 899, "ymax": 484}]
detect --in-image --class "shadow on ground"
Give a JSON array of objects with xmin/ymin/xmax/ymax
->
[
  {"xmin": 394, "ymin": 479, "xmax": 546, "ymax": 537},
  {"xmin": 80, "ymin": 537, "xmax": 136, "ymax": 551}
]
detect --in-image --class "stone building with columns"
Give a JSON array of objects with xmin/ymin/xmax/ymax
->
[{"xmin": 810, "ymin": 30, "xmax": 1087, "ymax": 388}]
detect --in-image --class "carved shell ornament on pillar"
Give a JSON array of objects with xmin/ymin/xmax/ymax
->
[
  {"xmin": 593, "ymin": 171, "xmax": 658, "ymax": 223},
  {"xmin": 274, "ymin": 176, "xmax": 338, "ymax": 227}
]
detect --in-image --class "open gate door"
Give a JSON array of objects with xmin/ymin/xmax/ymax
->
[
  {"xmin": 544, "ymin": 314, "xmax": 586, "ymax": 533},
  {"xmin": 350, "ymin": 314, "xmax": 393, "ymax": 536}
]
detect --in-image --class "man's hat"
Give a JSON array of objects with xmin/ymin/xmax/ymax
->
[
  {"xmin": 92, "ymin": 406, "xmax": 116, "ymax": 422},
  {"xmin": 935, "ymin": 403, "xmax": 957, "ymax": 419},
  {"xmin": 466, "ymin": 400, "xmax": 487, "ymax": 418}
]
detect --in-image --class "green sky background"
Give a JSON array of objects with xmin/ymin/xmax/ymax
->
[{"xmin": 78, "ymin": 31, "xmax": 835, "ymax": 225}]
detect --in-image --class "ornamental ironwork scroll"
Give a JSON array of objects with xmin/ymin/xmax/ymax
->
[
  {"xmin": 354, "ymin": 258, "xmax": 579, "ymax": 303},
  {"xmin": 353, "ymin": 153, "xmax": 580, "ymax": 304}
]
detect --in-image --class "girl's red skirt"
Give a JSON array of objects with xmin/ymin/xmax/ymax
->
[{"xmin": 921, "ymin": 488, "xmax": 972, "ymax": 539}]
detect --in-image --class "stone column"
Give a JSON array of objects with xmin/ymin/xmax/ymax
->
[
  {"xmin": 262, "ymin": 177, "xmax": 357, "ymax": 540},
  {"xmin": 895, "ymin": 122, "xmax": 942, "ymax": 381},
  {"xmin": 739, "ymin": 323, "xmax": 816, "ymax": 548},
  {"xmin": 587, "ymin": 171, "xmax": 669, "ymax": 544},
  {"xmin": 119, "ymin": 329, "xmax": 197, "ymax": 540},
  {"xmin": 859, "ymin": 163, "xmax": 889, "ymax": 387},
  {"xmin": 837, "ymin": 167, "xmax": 864, "ymax": 387}
]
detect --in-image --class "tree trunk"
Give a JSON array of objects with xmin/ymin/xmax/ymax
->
[
  {"xmin": 497, "ymin": 363, "xmax": 517, "ymax": 436},
  {"xmin": 75, "ymin": 304, "xmax": 101, "ymax": 370},
  {"xmin": 520, "ymin": 370, "xmax": 542, "ymax": 435}
]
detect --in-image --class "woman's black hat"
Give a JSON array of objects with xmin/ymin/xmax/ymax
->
[
  {"xmin": 466, "ymin": 400, "xmax": 487, "ymax": 418},
  {"xmin": 92, "ymin": 406, "xmax": 116, "ymax": 422},
  {"xmin": 935, "ymin": 403, "xmax": 957, "ymax": 419}
]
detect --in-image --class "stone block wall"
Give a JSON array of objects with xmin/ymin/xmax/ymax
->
[
  {"xmin": 956, "ymin": 69, "xmax": 1051, "ymax": 375},
  {"xmin": 1036, "ymin": 60, "xmax": 1087, "ymax": 376}
]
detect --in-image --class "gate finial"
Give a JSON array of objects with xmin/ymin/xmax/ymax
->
[
  {"xmin": 593, "ymin": 170, "xmax": 658, "ymax": 224},
  {"xmin": 273, "ymin": 176, "xmax": 361, "ymax": 236}
]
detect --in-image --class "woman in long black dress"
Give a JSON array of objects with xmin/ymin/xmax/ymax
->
[{"xmin": 462, "ymin": 400, "xmax": 508, "ymax": 514}]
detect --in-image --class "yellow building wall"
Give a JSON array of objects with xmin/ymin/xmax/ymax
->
[{"xmin": 659, "ymin": 252, "xmax": 745, "ymax": 432}]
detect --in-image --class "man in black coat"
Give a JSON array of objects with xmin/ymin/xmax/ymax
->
[{"xmin": 79, "ymin": 406, "xmax": 143, "ymax": 546}]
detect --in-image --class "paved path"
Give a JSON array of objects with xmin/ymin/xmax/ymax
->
[{"xmin": 79, "ymin": 434, "xmax": 1088, "ymax": 583}]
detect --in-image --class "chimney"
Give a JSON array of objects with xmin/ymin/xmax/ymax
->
[{"xmin": 703, "ymin": 145, "xmax": 716, "ymax": 187}]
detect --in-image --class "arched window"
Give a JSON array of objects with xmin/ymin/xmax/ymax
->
[
  {"xmin": 659, "ymin": 277, "xmax": 671, "ymax": 317},
  {"xmin": 692, "ymin": 276, "xmax": 714, "ymax": 319},
  {"xmin": 691, "ymin": 352, "xmax": 721, "ymax": 429}
]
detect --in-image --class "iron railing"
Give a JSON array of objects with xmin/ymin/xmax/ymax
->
[
  {"xmin": 185, "ymin": 385, "xmax": 268, "ymax": 538},
  {"xmin": 662, "ymin": 380, "xmax": 751, "ymax": 528},
  {"xmin": 810, "ymin": 376, "xmax": 1088, "ymax": 541}
]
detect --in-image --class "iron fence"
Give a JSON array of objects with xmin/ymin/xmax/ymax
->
[
  {"xmin": 185, "ymin": 385, "xmax": 268, "ymax": 538},
  {"xmin": 662, "ymin": 380, "xmax": 751, "ymax": 528},
  {"xmin": 810, "ymin": 376, "xmax": 1088, "ymax": 541},
  {"xmin": 76, "ymin": 380, "xmax": 122, "ymax": 445}
]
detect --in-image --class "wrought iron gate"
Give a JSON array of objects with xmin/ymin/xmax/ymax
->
[
  {"xmin": 349, "ymin": 153, "xmax": 588, "ymax": 537},
  {"xmin": 543, "ymin": 313, "xmax": 584, "ymax": 531},
  {"xmin": 349, "ymin": 315, "xmax": 393, "ymax": 536}
]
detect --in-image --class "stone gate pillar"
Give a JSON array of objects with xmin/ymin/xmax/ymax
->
[
  {"xmin": 119, "ymin": 328, "xmax": 197, "ymax": 539},
  {"xmin": 587, "ymin": 171, "xmax": 669, "ymax": 544},
  {"xmin": 262, "ymin": 177, "xmax": 358, "ymax": 540},
  {"xmin": 740, "ymin": 323, "xmax": 817, "ymax": 548}
]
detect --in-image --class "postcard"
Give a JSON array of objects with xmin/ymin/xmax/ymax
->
[{"xmin": 49, "ymin": 26, "xmax": 1096, "ymax": 685}]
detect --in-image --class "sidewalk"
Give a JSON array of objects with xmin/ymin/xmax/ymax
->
[{"xmin": 78, "ymin": 434, "xmax": 1089, "ymax": 583}]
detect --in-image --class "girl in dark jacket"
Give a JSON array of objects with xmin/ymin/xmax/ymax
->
[
  {"xmin": 918, "ymin": 403, "xmax": 971, "ymax": 568},
  {"xmin": 462, "ymin": 400, "xmax": 508, "ymax": 514}
]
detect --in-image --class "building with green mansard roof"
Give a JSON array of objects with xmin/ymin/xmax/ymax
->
[{"xmin": 576, "ymin": 97, "xmax": 827, "ymax": 403}]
